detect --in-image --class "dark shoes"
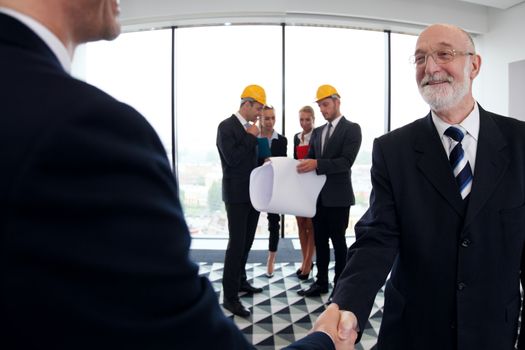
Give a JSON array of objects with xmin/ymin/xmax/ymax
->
[
  {"xmin": 296, "ymin": 262, "xmax": 314, "ymax": 279},
  {"xmin": 223, "ymin": 282, "xmax": 261, "ymax": 317},
  {"xmin": 297, "ymin": 282, "xmax": 328, "ymax": 297},
  {"xmin": 297, "ymin": 271, "xmax": 310, "ymax": 280},
  {"xmin": 240, "ymin": 283, "xmax": 263, "ymax": 294},
  {"xmin": 223, "ymin": 300, "xmax": 251, "ymax": 317}
]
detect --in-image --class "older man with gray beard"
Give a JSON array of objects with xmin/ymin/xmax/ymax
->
[{"xmin": 314, "ymin": 23, "xmax": 525, "ymax": 350}]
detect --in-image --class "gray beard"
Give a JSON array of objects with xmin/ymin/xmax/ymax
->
[{"xmin": 419, "ymin": 64, "xmax": 470, "ymax": 112}]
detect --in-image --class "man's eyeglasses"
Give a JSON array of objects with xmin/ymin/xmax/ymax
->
[{"xmin": 409, "ymin": 49, "xmax": 474, "ymax": 67}]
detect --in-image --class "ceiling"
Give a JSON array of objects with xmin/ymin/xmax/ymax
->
[{"xmin": 458, "ymin": 0, "xmax": 525, "ymax": 9}]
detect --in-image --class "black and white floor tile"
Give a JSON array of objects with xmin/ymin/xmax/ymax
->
[{"xmin": 198, "ymin": 261, "xmax": 384, "ymax": 350}]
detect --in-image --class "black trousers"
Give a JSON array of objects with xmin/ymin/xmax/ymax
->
[
  {"xmin": 222, "ymin": 202, "xmax": 260, "ymax": 302},
  {"xmin": 312, "ymin": 204, "xmax": 350, "ymax": 288},
  {"xmin": 267, "ymin": 213, "xmax": 280, "ymax": 252}
]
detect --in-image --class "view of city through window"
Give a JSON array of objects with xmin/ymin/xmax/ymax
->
[{"xmin": 73, "ymin": 24, "xmax": 426, "ymax": 239}]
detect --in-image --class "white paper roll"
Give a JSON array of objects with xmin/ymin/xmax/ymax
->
[{"xmin": 249, "ymin": 157, "xmax": 326, "ymax": 217}]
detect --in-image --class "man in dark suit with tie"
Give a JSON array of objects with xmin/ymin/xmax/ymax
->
[
  {"xmin": 325, "ymin": 23, "xmax": 525, "ymax": 349},
  {"xmin": 297, "ymin": 85, "xmax": 362, "ymax": 298},
  {"xmin": 216, "ymin": 85, "xmax": 266, "ymax": 317},
  {"xmin": 0, "ymin": 0, "xmax": 358, "ymax": 348}
]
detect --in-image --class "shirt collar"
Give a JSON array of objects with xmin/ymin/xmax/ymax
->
[
  {"xmin": 431, "ymin": 103, "xmax": 480, "ymax": 141},
  {"xmin": 235, "ymin": 112, "xmax": 249, "ymax": 126},
  {"xmin": 0, "ymin": 7, "xmax": 71, "ymax": 73},
  {"xmin": 326, "ymin": 115, "xmax": 344, "ymax": 129},
  {"xmin": 269, "ymin": 130, "xmax": 278, "ymax": 140}
]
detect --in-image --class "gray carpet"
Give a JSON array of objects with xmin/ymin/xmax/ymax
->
[{"xmin": 190, "ymin": 237, "xmax": 304, "ymax": 264}]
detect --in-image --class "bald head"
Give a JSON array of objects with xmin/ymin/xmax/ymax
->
[{"xmin": 417, "ymin": 24, "xmax": 476, "ymax": 54}]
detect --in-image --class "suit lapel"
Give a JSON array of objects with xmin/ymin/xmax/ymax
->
[
  {"xmin": 414, "ymin": 114, "xmax": 465, "ymax": 216},
  {"xmin": 463, "ymin": 107, "xmax": 508, "ymax": 229},
  {"xmin": 313, "ymin": 126, "xmax": 323, "ymax": 157},
  {"xmin": 230, "ymin": 115, "xmax": 245, "ymax": 134},
  {"xmin": 271, "ymin": 135, "xmax": 283, "ymax": 156}
]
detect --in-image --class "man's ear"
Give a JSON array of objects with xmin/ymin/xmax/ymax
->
[{"xmin": 470, "ymin": 54, "xmax": 482, "ymax": 80}]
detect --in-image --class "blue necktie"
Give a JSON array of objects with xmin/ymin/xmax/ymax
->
[{"xmin": 444, "ymin": 126, "xmax": 473, "ymax": 199}]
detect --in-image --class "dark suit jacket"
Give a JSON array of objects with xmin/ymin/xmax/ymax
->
[
  {"xmin": 216, "ymin": 115, "xmax": 258, "ymax": 204},
  {"xmin": 271, "ymin": 133, "xmax": 288, "ymax": 158},
  {"xmin": 257, "ymin": 133, "xmax": 288, "ymax": 166},
  {"xmin": 0, "ymin": 13, "xmax": 251, "ymax": 349},
  {"xmin": 307, "ymin": 117, "xmax": 362, "ymax": 207},
  {"xmin": 333, "ymin": 106, "xmax": 525, "ymax": 350},
  {"xmin": 294, "ymin": 133, "xmax": 301, "ymax": 159},
  {"xmin": 0, "ymin": 13, "xmax": 332, "ymax": 350}
]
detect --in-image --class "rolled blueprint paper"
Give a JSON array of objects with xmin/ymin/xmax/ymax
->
[{"xmin": 249, "ymin": 157, "xmax": 326, "ymax": 217}]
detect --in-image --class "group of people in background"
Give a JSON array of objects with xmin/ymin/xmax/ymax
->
[
  {"xmin": 217, "ymin": 82, "xmax": 363, "ymax": 316},
  {"xmin": 3, "ymin": 0, "xmax": 525, "ymax": 348}
]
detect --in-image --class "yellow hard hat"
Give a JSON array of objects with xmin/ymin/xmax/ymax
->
[
  {"xmin": 316, "ymin": 84, "xmax": 340, "ymax": 102},
  {"xmin": 241, "ymin": 84, "xmax": 266, "ymax": 106}
]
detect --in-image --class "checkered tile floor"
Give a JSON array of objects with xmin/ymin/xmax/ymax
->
[{"xmin": 198, "ymin": 262, "xmax": 384, "ymax": 349}]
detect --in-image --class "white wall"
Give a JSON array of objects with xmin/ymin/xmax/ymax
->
[
  {"xmin": 477, "ymin": 2, "xmax": 525, "ymax": 118},
  {"xmin": 509, "ymin": 60, "xmax": 525, "ymax": 121},
  {"xmin": 120, "ymin": 0, "xmax": 488, "ymax": 34}
]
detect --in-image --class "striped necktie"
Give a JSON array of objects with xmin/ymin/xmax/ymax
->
[{"xmin": 444, "ymin": 126, "xmax": 473, "ymax": 199}]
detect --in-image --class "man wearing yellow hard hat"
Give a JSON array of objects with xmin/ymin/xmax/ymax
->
[
  {"xmin": 216, "ymin": 84, "xmax": 266, "ymax": 317},
  {"xmin": 297, "ymin": 84, "xmax": 362, "ymax": 301}
]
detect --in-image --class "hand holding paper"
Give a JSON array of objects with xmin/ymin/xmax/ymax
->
[{"xmin": 297, "ymin": 159, "xmax": 317, "ymax": 173}]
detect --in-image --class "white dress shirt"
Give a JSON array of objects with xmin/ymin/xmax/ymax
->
[
  {"xmin": 322, "ymin": 115, "xmax": 343, "ymax": 152},
  {"xmin": 235, "ymin": 112, "xmax": 250, "ymax": 128},
  {"xmin": 298, "ymin": 130, "xmax": 313, "ymax": 146}
]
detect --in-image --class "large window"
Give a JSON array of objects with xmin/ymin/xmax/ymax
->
[
  {"xmin": 174, "ymin": 25, "xmax": 283, "ymax": 236},
  {"xmin": 72, "ymin": 29, "xmax": 173, "ymax": 164},
  {"xmin": 73, "ymin": 25, "xmax": 431, "ymax": 239}
]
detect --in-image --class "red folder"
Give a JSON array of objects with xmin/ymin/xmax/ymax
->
[{"xmin": 296, "ymin": 145, "xmax": 310, "ymax": 159}]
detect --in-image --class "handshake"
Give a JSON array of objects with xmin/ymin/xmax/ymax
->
[{"xmin": 310, "ymin": 304, "xmax": 359, "ymax": 349}]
